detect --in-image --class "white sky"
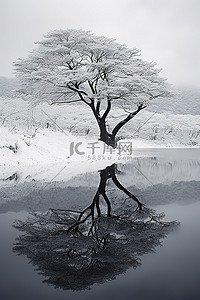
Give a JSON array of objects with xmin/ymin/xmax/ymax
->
[{"xmin": 1, "ymin": 0, "xmax": 200, "ymax": 87}]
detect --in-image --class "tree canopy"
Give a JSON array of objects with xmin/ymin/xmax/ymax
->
[{"xmin": 14, "ymin": 29, "xmax": 169, "ymax": 147}]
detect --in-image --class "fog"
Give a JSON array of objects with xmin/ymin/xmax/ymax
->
[{"xmin": 1, "ymin": 0, "xmax": 200, "ymax": 87}]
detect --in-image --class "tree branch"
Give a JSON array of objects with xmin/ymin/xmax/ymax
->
[
  {"xmin": 88, "ymin": 80, "xmax": 95, "ymax": 94},
  {"xmin": 102, "ymin": 99, "xmax": 111, "ymax": 120},
  {"xmin": 50, "ymin": 99, "xmax": 82, "ymax": 105},
  {"xmin": 66, "ymin": 84, "xmax": 88, "ymax": 96},
  {"xmin": 112, "ymin": 104, "xmax": 146, "ymax": 137},
  {"xmin": 96, "ymin": 101, "xmax": 101, "ymax": 116},
  {"xmin": 111, "ymin": 170, "xmax": 143, "ymax": 209}
]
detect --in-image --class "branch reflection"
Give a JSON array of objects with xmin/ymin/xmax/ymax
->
[{"xmin": 13, "ymin": 164, "xmax": 179, "ymax": 290}]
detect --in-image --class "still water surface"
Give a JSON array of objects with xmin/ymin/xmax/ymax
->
[{"xmin": 0, "ymin": 149, "xmax": 200, "ymax": 300}]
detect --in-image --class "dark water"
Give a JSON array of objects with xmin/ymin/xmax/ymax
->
[{"xmin": 0, "ymin": 149, "xmax": 200, "ymax": 300}]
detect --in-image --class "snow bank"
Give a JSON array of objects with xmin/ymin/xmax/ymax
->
[
  {"xmin": 0, "ymin": 97, "xmax": 199, "ymax": 174},
  {"xmin": 0, "ymin": 97, "xmax": 199, "ymax": 147}
]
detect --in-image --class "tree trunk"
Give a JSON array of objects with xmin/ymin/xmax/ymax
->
[
  {"xmin": 98, "ymin": 118, "xmax": 117, "ymax": 148},
  {"xmin": 88, "ymin": 98, "xmax": 146, "ymax": 148}
]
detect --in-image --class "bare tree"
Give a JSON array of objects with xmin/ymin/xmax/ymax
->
[{"xmin": 14, "ymin": 29, "xmax": 169, "ymax": 147}]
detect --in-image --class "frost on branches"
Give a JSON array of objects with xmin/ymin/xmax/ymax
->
[{"xmin": 14, "ymin": 29, "xmax": 169, "ymax": 147}]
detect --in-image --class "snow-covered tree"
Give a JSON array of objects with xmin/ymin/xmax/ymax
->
[{"xmin": 14, "ymin": 29, "xmax": 169, "ymax": 147}]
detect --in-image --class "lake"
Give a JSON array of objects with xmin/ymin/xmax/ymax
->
[{"xmin": 0, "ymin": 149, "xmax": 200, "ymax": 300}]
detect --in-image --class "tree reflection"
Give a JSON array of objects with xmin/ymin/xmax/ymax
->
[{"xmin": 13, "ymin": 164, "xmax": 178, "ymax": 290}]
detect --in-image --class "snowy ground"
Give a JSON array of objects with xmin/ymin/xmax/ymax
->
[
  {"xmin": 1, "ymin": 96, "xmax": 200, "ymax": 143},
  {"xmin": 0, "ymin": 124, "xmax": 163, "ymax": 189}
]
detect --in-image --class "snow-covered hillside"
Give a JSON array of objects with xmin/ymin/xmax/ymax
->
[
  {"xmin": 147, "ymin": 86, "xmax": 200, "ymax": 115},
  {"xmin": 0, "ymin": 76, "xmax": 18, "ymax": 98},
  {"xmin": 0, "ymin": 97, "xmax": 199, "ymax": 150}
]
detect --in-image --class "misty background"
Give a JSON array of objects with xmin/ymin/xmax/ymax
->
[{"xmin": 1, "ymin": 0, "xmax": 200, "ymax": 88}]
